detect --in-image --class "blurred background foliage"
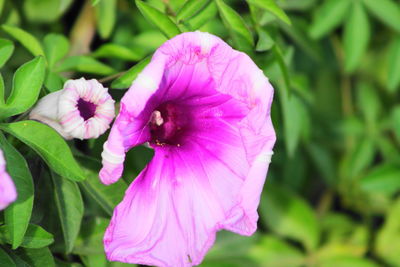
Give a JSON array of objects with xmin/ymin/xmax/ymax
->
[{"xmin": 0, "ymin": 0, "xmax": 400, "ymax": 266}]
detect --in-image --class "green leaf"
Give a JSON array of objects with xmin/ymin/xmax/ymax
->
[
  {"xmin": 135, "ymin": 0, "xmax": 181, "ymax": 39},
  {"xmin": 343, "ymin": 2, "xmax": 370, "ymax": 73},
  {"xmin": 176, "ymin": 0, "xmax": 209, "ymax": 23},
  {"xmin": 77, "ymin": 156, "xmax": 127, "ymax": 216},
  {"xmin": 0, "ymin": 56, "xmax": 45, "ymax": 120},
  {"xmin": 44, "ymin": 71, "xmax": 63, "ymax": 92},
  {"xmin": 342, "ymin": 137, "xmax": 375, "ymax": 179},
  {"xmin": 95, "ymin": 0, "xmax": 116, "ymax": 39},
  {"xmin": 0, "ymin": 247, "xmax": 16, "ymax": 267},
  {"xmin": 256, "ymin": 28, "xmax": 274, "ymax": 52},
  {"xmin": 387, "ymin": 37, "xmax": 400, "ymax": 92},
  {"xmin": 0, "ymin": 121, "xmax": 85, "ymax": 181},
  {"xmin": 43, "ymin": 33, "xmax": 69, "ymax": 68},
  {"xmin": 0, "ymin": 38, "xmax": 14, "ymax": 68},
  {"xmin": 216, "ymin": 0, "xmax": 253, "ymax": 52},
  {"xmin": 375, "ymin": 198, "xmax": 400, "ymax": 266},
  {"xmin": 0, "ymin": 74, "xmax": 4, "ymax": 105},
  {"xmin": 317, "ymin": 256, "xmax": 379, "ymax": 267},
  {"xmin": 184, "ymin": 1, "xmax": 218, "ymax": 30},
  {"xmin": 309, "ymin": 0, "xmax": 351, "ymax": 39},
  {"xmin": 0, "ymin": 133, "xmax": 34, "ymax": 250},
  {"xmin": 360, "ymin": 164, "xmax": 400, "ymax": 195},
  {"xmin": 92, "ymin": 43, "xmax": 144, "ymax": 61},
  {"xmin": 14, "ymin": 247, "xmax": 55, "ymax": 267},
  {"xmin": 246, "ymin": 0, "xmax": 291, "ymax": 25},
  {"xmin": 249, "ymin": 235, "xmax": 305, "ymax": 266},
  {"xmin": 392, "ymin": 106, "xmax": 400, "ymax": 143},
  {"xmin": 259, "ymin": 184, "xmax": 320, "ymax": 251},
  {"xmin": 111, "ymin": 57, "xmax": 151, "ymax": 89},
  {"xmin": 51, "ymin": 172, "xmax": 84, "ymax": 253},
  {"xmin": 363, "ymin": 0, "xmax": 400, "ymax": 33},
  {"xmin": 0, "ymin": 224, "xmax": 54, "ymax": 249},
  {"xmin": 55, "ymin": 55, "xmax": 115, "ymax": 75},
  {"xmin": 1, "ymin": 24, "xmax": 44, "ymax": 56}
]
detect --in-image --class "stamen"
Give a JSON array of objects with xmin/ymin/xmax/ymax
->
[{"xmin": 150, "ymin": 110, "xmax": 164, "ymax": 126}]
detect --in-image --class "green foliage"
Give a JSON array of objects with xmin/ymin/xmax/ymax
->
[{"xmin": 0, "ymin": 0, "xmax": 398, "ymax": 266}]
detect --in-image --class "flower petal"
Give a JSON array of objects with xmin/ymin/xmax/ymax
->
[{"xmin": 0, "ymin": 150, "xmax": 17, "ymax": 210}]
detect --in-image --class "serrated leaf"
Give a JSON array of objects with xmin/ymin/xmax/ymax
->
[
  {"xmin": 216, "ymin": 0, "xmax": 253, "ymax": 52},
  {"xmin": 0, "ymin": 38, "xmax": 14, "ymax": 68},
  {"xmin": 309, "ymin": 0, "xmax": 351, "ymax": 39},
  {"xmin": 247, "ymin": 0, "xmax": 291, "ymax": 25},
  {"xmin": 55, "ymin": 55, "xmax": 115, "ymax": 75},
  {"xmin": 0, "ymin": 133, "xmax": 34, "ymax": 249},
  {"xmin": 44, "ymin": 33, "xmax": 69, "ymax": 68},
  {"xmin": 259, "ymin": 184, "xmax": 320, "ymax": 251},
  {"xmin": 0, "ymin": 224, "xmax": 54, "ymax": 249},
  {"xmin": 0, "ymin": 121, "xmax": 85, "ymax": 182},
  {"xmin": 136, "ymin": 0, "xmax": 181, "ymax": 39},
  {"xmin": 51, "ymin": 172, "xmax": 83, "ymax": 253},
  {"xmin": 111, "ymin": 57, "xmax": 151, "ymax": 89},
  {"xmin": 387, "ymin": 37, "xmax": 400, "ymax": 92},
  {"xmin": 363, "ymin": 0, "xmax": 400, "ymax": 33},
  {"xmin": 1, "ymin": 24, "xmax": 44, "ymax": 56},
  {"xmin": 343, "ymin": 2, "xmax": 370, "ymax": 73},
  {"xmin": 92, "ymin": 43, "xmax": 144, "ymax": 61},
  {"xmin": 0, "ymin": 56, "xmax": 45, "ymax": 119},
  {"xmin": 95, "ymin": 0, "xmax": 116, "ymax": 39}
]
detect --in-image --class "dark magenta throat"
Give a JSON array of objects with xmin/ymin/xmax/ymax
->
[
  {"xmin": 77, "ymin": 98, "xmax": 97, "ymax": 120},
  {"xmin": 149, "ymin": 103, "xmax": 188, "ymax": 147}
]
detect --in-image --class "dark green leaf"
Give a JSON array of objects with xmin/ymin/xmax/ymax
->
[
  {"xmin": 14, "ymin": 247, "xmax": 55, "ymax": 267},
  {"xmin": 44, "ymin": 33, "xmax": 69, "ymax": 68},
  {"xmin": 0, "ymin": 247, "xmax": 15, "ymax": 267},
  {"xmin": 0, "ymin": 38, "xmax": 14, "ymax": 68},
  {"xmin": 111, "ymin": 57, "xmax": 151, "ymax": 89},
  {"xmin": 0, "ymin": 121, "xmax": 85, "ymax": 181},
  {"xmin": 363, "ymin": 0, "xmax": 400, "ymax": 33},
  {"xmin": 55, "ymin": 55, "xmax": 115, "ymax": 75},
  {"xmin": 216, "ymin": 0, "xmax": 253, "ymax": 52},
  {"xmin": 95, "ymin": 0, "xmax": 116, "ymax": 39},
  {"xmin": 246, "ymin": 0, "xmax": 291, "ymax": 25},
  {"xmin": 343, "ymin": 2, "xmax": 370, "ymax": 73},
  {"xmin": 1, "ymin": 24, "xmax": 44, "ymax": 56},
  {"xmin": 0, "ymin": 224, "xmax": 54, "ymax": 249},
  {"xmin": 309, "ymin": 0, "xmax": 351, "ymax": 39},
  {"xmin": 0, "ymin": 56, "xmax": 45, "ymax": 119},
  {"xmin": 51, "ymin": 172, "xmax": 84, "ymax": 253},
  {"xmin": 135, "ymin": 0, "xmax": 181, "ymax": 39},
  {"xmin": 0, "ymin": 133, "xmax": 34, "ymax": 249}
]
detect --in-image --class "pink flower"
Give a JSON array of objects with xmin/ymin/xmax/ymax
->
[
  {"xmin": 0, "ymin": 149, "xmax": 17, "ymax": 210},
  {"xmin": 100, "ymin": 32, "xmax": 276, "ymax": 267},
  {"xmin": 29, "ymin": 78, "xmax": 115, "ymax": 140}
]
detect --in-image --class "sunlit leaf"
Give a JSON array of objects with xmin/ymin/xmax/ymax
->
[
  {"xmin": 111, "ymin": 57, "xmax": 151, "ymax": 89},
  {"xmin": 0, "ymin": 38, "xmax": 14, "ymax": 68},
  {"xmin": 247, "ymin": 0, "xmax": 291, "ymax": 25},
  {"xmin": 56, "ymin": 55, "xmax": 115, "ymax": 75},
  {"xmin": 1, "ymin": 24, "xmax": 44, "ymax": 56},
  {"xmin": 363, "ymin": 0, "xmax": 400, "ymax": 33},
  {"xmin": 92, "ymin": 43, "xmax": 144, "ymax": 61},
  {"xmin": 95, "ymin": 0, "xmax": 116, "ymax": 39},
  {"xmin": 44, "ymin": 33, "xmax": 69, "ymax": 68}
]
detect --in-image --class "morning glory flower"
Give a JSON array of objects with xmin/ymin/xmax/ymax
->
[
  {"xmin": 0, "ymin": 149, "xmax": 17, "ymax": 210},
  {"xmin": 100, "ymin": 31, "xmax": 276, "ymax": 267},
  {"xmin": 29, "ymin": 78, "xmax": 115, "ymax": 140}
]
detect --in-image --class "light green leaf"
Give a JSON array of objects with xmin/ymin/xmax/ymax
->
[
  {"xmin": 184, "ymin": 1, "xmax": 218, "ymax": 30},
  {"xmin": 246, "ymin": 0, "xmax": 291, "ymax": 25},
  {"xmin": 392, "ymin": 106, "xmax": 400, "ymax": 143},
  {"xmin": 23, "ymin": 0, "xmax": 71, "ymax": 23},
  {"xmin": 0, "ymin": 74, "xmax": 4, "ymax": 105},
  {"xmin": 363, "ymin": 0, "xmax": 400, "ymax": 33},
  {"xmin": 1, "ymin": 24, "xmax": 44, "ymax": 56},
  {"xmin": 0, "ymin": 38, "xmax": 14, "ymax": 68},
  {"xmin": 343, "ymin": 2, "xmax": 370, "ymax": 73},
  {"xmin": 360, "ymin": 164, "xmax": 400, "ymax": 195},
  {"xmin": 176, "ymin": 0, "xmax": 209, "ymax": 23},
  {"xmin": 55, "ymin": 55, "xmax": 115, "ymax": 75},
  {"xmin": 92, "ymin": 43, "xmax": 144, "ymax": 61},
  {"xmin": 249, "ymin": 235, "xmax": 305, "ymax": 267},
  {"xmin": 317, "ymin": 256, "xmax": 379, "ymax": 267},
  {"xmin": 0, "ymin": 121, "xmax": 85, "ymax": 182},
  {"xmin": 111, "ymin": 57, "xmax": 151, "ymax": 89},
  {"xmin": 136, "ymin": 0, "xmax": 181, "ymax": 39},
  {"xmin": 0, "ymin": 247, "xmax": 15, "ymax": 267},
  {"xmin": 0, "ymin": 133, "xmax": 34, "ymax": 250},
  {"xmin": 95, "ymin": 0, "xmax": 116, "ymax": 39},
  {"xmin": 342, "ymin": 137, "xmax": 375, "ymax": 179},
  {"xmin": 0, "ymin": 56, "xmax": 45, "ymax": 120},
  {"xmin": 309, "ymin": 0, "xmax": 351, "ymax": 39},
  {"xmin": 0, "ymin": 224, "xmax": 54, "ymax": 249},
  {"xmin": 44, "ymin": 33, "xmax": 69, "ymax": 68},
  {"xmin": 256, "ymin": 28, "xmax": 274, "ymax": 52},
  {"xmin": 387, "ymin": 37, "xmax": 400, "ymax": 92},
  {"xmin": 44, "ymin": 71, "xmax": 63, "ymax": 92},
  {"xmin": 51, "ymin": 172, "xmax": 84, "ymax": 253},
  {"xmin": 216, "ymin": 0, "xmax": 253, "ymax": 52},
  {"xmin": 259, "ymin": 184, "xmax": 320, "ymax": 251}
]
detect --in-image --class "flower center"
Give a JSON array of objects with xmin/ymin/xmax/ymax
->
[
  {"xmin": 77, "ymin": 98, "xmax": 97, "ymax": 121},
  {"xmin": 149, "ymin": 103, "xmax": 188, "ymax": 147}
]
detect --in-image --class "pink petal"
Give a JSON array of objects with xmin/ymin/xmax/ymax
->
[{"xmin": 0, "ymin": 150, "xmax": 17, "ymax": 210}]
